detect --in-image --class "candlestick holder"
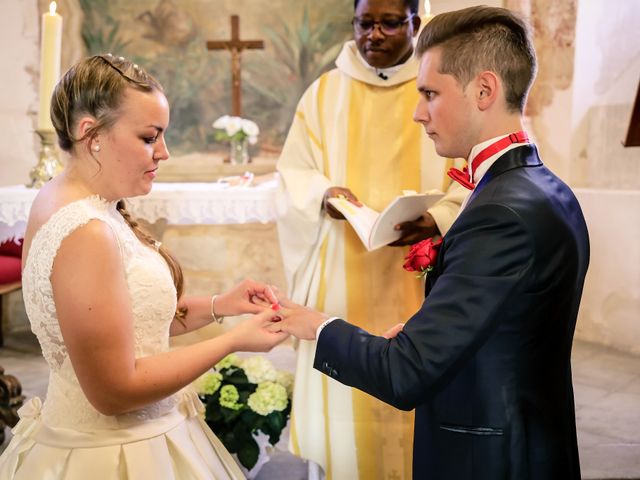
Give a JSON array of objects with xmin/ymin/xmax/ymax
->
[{"xmin": 28, "ymin": 129, "xmax": 63, "ymax": 188}]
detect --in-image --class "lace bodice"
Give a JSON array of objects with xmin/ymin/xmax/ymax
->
[{"xmin": 22, "ymin": 196, "xmax": 179, "ymax": 430}]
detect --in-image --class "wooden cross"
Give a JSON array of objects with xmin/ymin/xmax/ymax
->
[{"xmin": 206, "ymin": 15, "xmax": 264, "ymax": 117}]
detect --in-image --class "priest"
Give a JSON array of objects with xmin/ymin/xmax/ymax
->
[{"xmin": 276, "ymin": 0, "xmax": 465, "ymax": 478}]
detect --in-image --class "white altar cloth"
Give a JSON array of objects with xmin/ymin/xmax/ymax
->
[{"xmin": 0, "ymin": 180, "xmax": 278, "ymax": 244}]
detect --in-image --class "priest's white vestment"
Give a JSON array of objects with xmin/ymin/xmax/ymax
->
[{"xmin": 276, "ymin": 40, "xmax": 467, "ymax": 479}]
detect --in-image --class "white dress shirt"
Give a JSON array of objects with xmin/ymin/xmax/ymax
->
[{"xmin": 457, "ymin": 134, "xmax": 531, "ymax": 215}]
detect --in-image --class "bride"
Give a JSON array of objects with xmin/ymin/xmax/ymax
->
[{"xmin": 0, "ymin": 54, "xmax": 288, "ymax": 479}]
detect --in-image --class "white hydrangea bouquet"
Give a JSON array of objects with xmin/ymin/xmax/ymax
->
[
  {"xmin": 196, "ymin": 354, "xmax": 293, "ymax": 471},
  {"xmin": 212, "ymin": 115, "xmax": 260, "ymax": 145}
]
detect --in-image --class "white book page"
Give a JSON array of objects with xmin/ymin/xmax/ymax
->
[
  {"xmin": 369, "ymin": 194, "xmax": 443, "ymax": 250},
  {"xmin": 327, "ymin": 197, "xmax": 379, "ymax": 248},
  {"xmin": 328, "ymin": 191, "xmax": 444, "ymax": 251}
]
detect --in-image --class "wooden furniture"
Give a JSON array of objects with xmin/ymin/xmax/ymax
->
[
  {"xmin": 0, "ymin": 366, "xmax": 24, "ymax": 444},
  {"xmin": 0, "ymin": 240, "xmax": 24, "ymax": 442},
  {"xmin": 0, "ymin": 282, "xmax": 21, "ymax": 349}
]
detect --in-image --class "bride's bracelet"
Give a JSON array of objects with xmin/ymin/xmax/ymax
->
[{"xmin": 210, "ymin": 294, "xmax": 225, "ymax": 324}]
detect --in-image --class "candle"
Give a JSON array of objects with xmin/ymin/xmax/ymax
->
[
  {"xmin": 37, "ymin": 2, "xmax": 63, "ymax": 131},
  {"xmin": 422, "ymin": 0, "xmax": 434, "ymax": 24}
]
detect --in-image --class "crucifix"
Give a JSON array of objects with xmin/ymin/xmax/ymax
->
[{"xmin": 206, "ymin": 15, "xmax": 264, "ymax": 117}]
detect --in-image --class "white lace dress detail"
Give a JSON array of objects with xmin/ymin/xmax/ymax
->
[{"xmin": 22, "ymin": 196, "xmax": 178, "ymax": 430}]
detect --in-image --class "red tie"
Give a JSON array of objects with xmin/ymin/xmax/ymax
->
[{"xmin": 447, "ymin": 131, "xmax": 529, "ymax": 190}]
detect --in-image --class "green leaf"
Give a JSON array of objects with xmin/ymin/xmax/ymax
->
[
  {"xmin": 267, "ymin": 412, "xmax": 285, "ymax": 433},
  {"xmin": 205, "ymin": 400, "xmax": 224, "ymax": 422},
  {"xmin": 220, "ymin": 406, "xmax": 244, "ymax": 424},
  {"xmin": 237, "ymin": 437, "xmax": 260, "ymax": 470},
  {"xmin": 225, "ymin": 369, "xmax": 250, "ymax": 386}
]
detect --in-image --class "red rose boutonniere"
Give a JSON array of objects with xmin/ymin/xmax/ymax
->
[{"xmin": 403, "ymin": 238, "xmax": 443, "ymax": 279}]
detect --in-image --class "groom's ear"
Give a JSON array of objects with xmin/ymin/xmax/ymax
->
[{"xmin": 474, "ymin": 71, "xmax": 499, "ymax": 111}]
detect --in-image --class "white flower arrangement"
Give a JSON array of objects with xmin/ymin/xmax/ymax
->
[
  {"xmin": 196, "ymin": 354, "xmax": 293, "ymax": 471},
  {"xmin": 247, "ymin": 382, "xmax": 288, "ymax": 416},
  {"xmin": 212, "ymin": 115, "xmax": 259, "ymax": 145},
  {"xmin": 241, "ymin": 355, "xmax": 278, "ymax": 384}
]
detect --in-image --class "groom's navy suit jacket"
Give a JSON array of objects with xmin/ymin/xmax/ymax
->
[{"xmin": 314, "ymin": 145, "xmax": 589, "ymax": 479}]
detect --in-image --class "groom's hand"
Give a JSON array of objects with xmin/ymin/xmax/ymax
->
[{"xmin": 275, "ymin": 299, "xmax": 329, "ymax": 340}]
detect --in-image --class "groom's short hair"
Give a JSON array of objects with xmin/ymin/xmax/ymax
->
[{"xmin": 416, "ymin": 6, "xmax": 537, "ymax": 114}]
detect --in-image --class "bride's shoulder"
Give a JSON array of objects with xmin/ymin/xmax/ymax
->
[{"xmin": 24, "ymin": 182, "xmax": 116, "ymax": 252}]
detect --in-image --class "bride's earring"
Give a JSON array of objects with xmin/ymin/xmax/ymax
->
[{"xmin": 92, "ymin": 143, "xmax": 101, "ymax": 152}]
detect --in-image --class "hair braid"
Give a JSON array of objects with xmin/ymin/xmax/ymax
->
[{"xmin": 116, "ymin": 201, "xmax": 188, "ymax": 323}]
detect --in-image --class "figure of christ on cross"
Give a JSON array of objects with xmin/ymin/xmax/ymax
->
[{"xmin": 206, "ymin": 15, "xmax": 264, "ymax": 117}]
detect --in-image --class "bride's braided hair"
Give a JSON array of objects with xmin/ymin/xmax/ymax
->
[
  {"xmin": 50, "ymin": 54, "xmax": 187, "ymax": 321},
  {"xmin": 116, "ymin": 201, "xmax": 187, "ymax": 322}
]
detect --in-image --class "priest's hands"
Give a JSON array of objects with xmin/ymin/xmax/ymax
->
[
  {"xmin": 323, "ymin": 186, "xmax": 363, "ymax": 220},
  {"xmin": 390, "ymin": 212, "xmax": 440, "ymax": 246}
]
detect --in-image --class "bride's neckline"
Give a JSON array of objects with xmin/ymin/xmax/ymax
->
[
  {"xmin": 23, "ymin": 195, "xmax": 123, "ymax": 271},
  {"xmin": 41, "ymin": 194, "xmax": 121, "ymax": 228}
]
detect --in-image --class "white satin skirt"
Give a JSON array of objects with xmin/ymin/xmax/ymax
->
[{"xmin": 0, "ymin": 392, "xmax": 245, "ymax": 479}]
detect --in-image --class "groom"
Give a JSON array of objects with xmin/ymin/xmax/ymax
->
[{"xmin": 277, "ymin": 6, "xmax": 589, "ymax": 479}]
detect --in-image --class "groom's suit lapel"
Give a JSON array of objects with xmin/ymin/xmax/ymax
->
[
  {"xmin": 469, "ymin": 144, "xmax": 542, "ymax": 201},
  {"xmin": 424, "ymin": 145, "xmax": 543, "ymax": 297}
]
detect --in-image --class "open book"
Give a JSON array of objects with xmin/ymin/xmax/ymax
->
[{"xmin": 328, "ymin": 190, "xmax": 444, "ymax": 251}]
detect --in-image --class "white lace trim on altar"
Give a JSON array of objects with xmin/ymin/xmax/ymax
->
[
  {"xmin": 0, "ymin": 180, "xmax": 279, "ymax": 244},
  {"xmin": 125, "ymin": 180, "xmax": 278, "ymax": 225}
]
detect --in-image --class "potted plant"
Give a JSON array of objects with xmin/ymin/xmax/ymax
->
[{"xmin": 196, "ymin": 354, "xmax": 293, "ymax": 477}]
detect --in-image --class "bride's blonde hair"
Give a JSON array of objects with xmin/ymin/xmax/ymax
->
[{"xmin": 50, "ymin": 54, "xmax": 187, "ymax": 320}]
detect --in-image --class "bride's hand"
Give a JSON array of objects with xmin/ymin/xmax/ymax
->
[
  {"xmin": 215, "ymin": 279, "xmax": 280, "ymax": 316},
  {"xmin": 250, "ymin": 284, "xmax": 287, "ymax": 309},
  {"xmin": 226, "ymin": 308, "xmax": 289, "ymax": 352}
]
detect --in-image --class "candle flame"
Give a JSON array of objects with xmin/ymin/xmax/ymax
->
[{"xmin": 49, "ymin": 1, "xmax": 57, "ymax": 15}]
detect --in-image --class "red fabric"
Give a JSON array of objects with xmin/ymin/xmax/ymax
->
[
  {"xmin": 0, "ymin": 239, "xmax": 23, "ymax": 258},
  {"xmin": 0, "ymin": 256, "xmax": 21, "ymax": 284},
  {"xmin": 447, "ymin": 167, "xmax": 474, "ymax": 190},
  {"xmin": 448, "ymin": 131, "xmax": 529, "ymax": 190},
  {"xmin": 470, "ymin": 131, "xmax": 529, "ymax": 173}
]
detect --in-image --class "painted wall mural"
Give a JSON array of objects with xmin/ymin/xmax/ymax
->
[
  {"xmin": 505, "ymin": 0, "xmax": 577, "ymax": 117},
  {"xmin": 76, "ymin": 0, "xmax": 353, "ymax": 155}
]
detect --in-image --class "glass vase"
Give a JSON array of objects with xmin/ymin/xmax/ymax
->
[{"xmin": 229, "ymin": 137, "xmax": 250, "ymax": 165}]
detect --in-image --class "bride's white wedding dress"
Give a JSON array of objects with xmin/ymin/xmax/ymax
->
[{"xmin": 0, "ymin": 196, "xmax": 244, "ymax": 479}]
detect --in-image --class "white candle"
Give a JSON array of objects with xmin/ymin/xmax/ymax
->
[
  {"xmin": 37, "ymin": 2, "xmax": 63, "ymax": 131},
  {"xmin": 422, "ymin": 0, "xmax": 434, "ymax": 24}
]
